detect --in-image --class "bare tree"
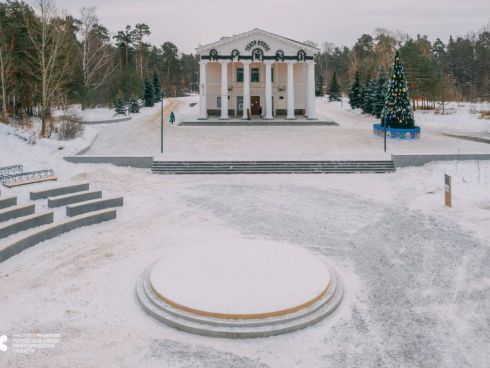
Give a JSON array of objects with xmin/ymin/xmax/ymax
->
[
  {"xmin": 24, "ymin": 0, "xmax": 75, "ymax": 136},
  {"xmin": 78, "ymin": 6, "xmax": 115, "ymax": 107},
  {"xmin": 0, "ymin": 22, "xmax": 12, "ymax": 122}
]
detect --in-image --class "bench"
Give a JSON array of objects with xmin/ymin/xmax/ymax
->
[
  {"xmin": 48, "ymin": 190, "xmax": 102, "ymax": 208},
  {"xmin": 0, "ymin": 211, "xmax": 53, "ymax": 239},
  {"xmin": 0, "ymin": 195, "xmax": 17, "ymax": 210},
  {"xmin": 30, "ymin": 183, "xmax": 89, "ymax": 200},
  {"xmin": 0, "ymin": 204, "xmax": 35, "ymax": 222},
  {"xmin": 0, "ymin": 208, "xmax": 117, "ymax": 262},
  {"xmin": 3, "ymin": 176, "xmax": 57, "ymax": 188},
  {"xmin": 66, "ymin": 197, "xmax": 123, "ymax": 217}
]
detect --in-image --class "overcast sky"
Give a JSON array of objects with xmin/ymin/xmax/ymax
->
[{"xmin": 56, "ymin": 0, "xmax": 490, "ymax": 53}]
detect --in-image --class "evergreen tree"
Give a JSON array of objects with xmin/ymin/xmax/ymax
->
[
  {"xmin": 153, "ymin": 73, "xmax": 162, "ymax": 102},
  {"xmin": 327, "ymin": 72, "xmax": 341, "ymax": 101},
  {"xmin": 381, "ymin": 51, "xmax": 415, "ymax": 128},
  {"xmin": 129, "ymin": 98, "xmax": 140, "ymax": 113},
  {"xmin": 143, "ymin": 78, "xmax": 154, "ymax": 107},
  {"xmin": 315, "ymin": 75, "xmax": 324, "ymax": 97},
  {"xmin": 348, "ymin": 71, "xmax": 362, "ymax": 109},
  {"xmin": 372, "ymin": 72, "xmax": 388, "ymax": 118},
  {"xmin": 361, "ymin": 79, "xmax": 374, "ymax": 114},
  {"xmin": 114, "ymin": 98, "xmax": 127, "ymax": 116}
]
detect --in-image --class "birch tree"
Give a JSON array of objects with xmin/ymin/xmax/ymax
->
[
  {"xmin": 78, "ymin": 6, "xmax": 115, "ymax": 108},
  {"xmin": 24, "ymin": 0, "xmax": 75, "ymax": 136}
]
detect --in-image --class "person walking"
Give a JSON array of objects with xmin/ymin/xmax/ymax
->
[
  {"xmin": 169, "ymin": 111, "xmax": 175, "ymax": 125},
  {"xmin": 246, "ymin": 108, "xmax": 251, "ymax": 120},
  {"xmin": 258, "ymin": 106, "xmax": 262, "ymax": 119}
]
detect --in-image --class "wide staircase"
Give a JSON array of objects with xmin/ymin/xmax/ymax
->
[{"xmin": 151, "ymin": 160, "xmax": 396, "ymax": 174}]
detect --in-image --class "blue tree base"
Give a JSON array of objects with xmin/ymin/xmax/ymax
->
[{"xmin": 373, "ymin": 124, "xmax": 421, "ymax": 140}]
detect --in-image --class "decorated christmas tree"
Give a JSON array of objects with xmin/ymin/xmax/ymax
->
[
  {"xmin": 143, "ymin": 79, "xmax": 155, "ymax": 107},
  {"xmin": 381, "ymin": 51, "xmax": 415, "ymax": 128},
  {"xmin": 327, "ymin": 72, "xmax": 341, "ymax": 101},
  {"xmin": 348, "ymin": 71, "xmax": 362, "ymax": 109}
]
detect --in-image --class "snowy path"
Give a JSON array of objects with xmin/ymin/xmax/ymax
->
[
  {"xmin": 82, "ymin": 96, "xmax": 490, "ymax": 160},
  {"xmin": 0, "ymin": 161, "xmax": 489, "ymax": 368}
]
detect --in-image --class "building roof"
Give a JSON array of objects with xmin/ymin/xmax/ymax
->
[{"xmin": 195, "ymin": 28, "xmax": 320, "ymax": 54}]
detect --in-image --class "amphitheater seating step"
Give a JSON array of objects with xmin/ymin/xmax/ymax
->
[
  {"xmin": 66, "ymin": 197, "xmax": 123, "ymax": 217},
  {"xmin": 0, "ymin": 211, "xmax": 53, "ymax": 239},
  {"xmin": 0, "ymin": 204, "xmax": 35, "ymax": 222},
  {"xmin": 48, "ymin": 190, "xmax": 102, "ymax": 208},
  {"xmin": 0, "ymin": 195, "xmax": 17, "ymax": 210},
  {"xmin": 30, "ymin": 183, "xmax": 89, "ymax": 200},
  {"xmin": 0, "ymin": 208, "xmax": 117, "ymax": 262},
  {"xmin": 151, "ymin": 161, "xmax": 396, "ymax": 174}
]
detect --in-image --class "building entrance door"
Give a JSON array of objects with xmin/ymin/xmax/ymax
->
[{"xmin": 251, "ymin": 96, "xmax": 260, "ymax": 116}]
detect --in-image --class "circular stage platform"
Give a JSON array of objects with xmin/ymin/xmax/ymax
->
[{"xmin": 136, "ymin": 240, "xmax": 343, "ymax": 338}]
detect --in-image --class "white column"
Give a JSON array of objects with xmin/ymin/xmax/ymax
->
[
  {"xmin": 220, "ymin": 61, "xmax": 229, "ymax": 120},
  {"xmin": 264, "ymin": 60, "xmax": 273, "ymax": 120},
  {"xmin": 306, "ymin": 60, "xmax": 317, "ymax": 119},
  {"xmin": 242, "ymin": 61, "xmax": 251, "ymax": 119},
  {"xmin": 199, "ymin": 60, "xmax": 208, "ymax": 119},
  {"xmin": 286, "ymin": 61, "xmax": 295, "ymax": 119}
]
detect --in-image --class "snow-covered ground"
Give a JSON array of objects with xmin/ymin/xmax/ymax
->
[
  {"xmin": 0, "ymin": 99, "xmax": 489, "ymax": 367},
  {"xmin": 81, "ymin": 96, "xmax": 490, "ymax": 160}
]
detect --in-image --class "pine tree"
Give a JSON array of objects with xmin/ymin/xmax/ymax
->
[
  {"xmin": 143, "ymin": 78, "xmax": 154, "ymax": 107},
  {"xmin": 381, "ymin": 51, "xmax": 415, "ymax": 128},
  {"xmin": 348, "ymin": 71, "xmax": 362, "ymax": 109},
  {"xmin": 129, "ymin": 98, "xmax": 140, "ymax": 113},
  {"xmin": 114, "ymin": 98, "xmax": 127, "ymax": 116},
  {"xmin": 153, "ymin": 73, "xmax": 162, "ymax": 102},
  {"xmin": 315, "ymin": 75, "xmax": 324, "ymax": 97},
  {"xmin": 372, "ymin": 72, "xmax": 387, "ymax": 118},
  {"xmin": 361, "ymin": 79, "xmax": 374, "ymax": 114},
  {"xmin": 327, "ymin": 72, "xmax": 341, "ymax": 101}
]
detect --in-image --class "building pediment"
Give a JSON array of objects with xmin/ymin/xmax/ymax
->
[{"xmin": 196, "ymin": 28, "xmax": 318, "ymax": 61}]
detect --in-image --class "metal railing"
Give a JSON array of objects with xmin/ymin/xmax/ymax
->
[
  {"xmin": 0, "ymin": 165, "xmax": 23, "ymax": 180},
  {"xmin": 1, "ymin": 169, "xmax": 55, "ymax": 184}
]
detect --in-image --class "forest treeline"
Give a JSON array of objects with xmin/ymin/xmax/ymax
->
[
  {"xmin": 0, "ymin": 0, "xmax": 198, "ymax": 135},
  {"xmin": 0, "ymin": 0, "xmax": 489, "ymax": 135},
  {"xmin": 314, "ymin": 26, "xmax": 490, "ymax": 106}
]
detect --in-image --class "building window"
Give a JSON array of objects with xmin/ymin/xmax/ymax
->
[
  {"xmin": 251, "ymin": 68, "xmax": 260, "ymax": 82},
  {"xmin": 236, "ymin": 68, "xmax": 243, "ymax": 82},
  {"xmin": 217, "ymin": 96, "xmax": 221, "ymax": 108},
  {"xmin": 237, "ymin": 96, "xmax": 243, "ymax": 112}
]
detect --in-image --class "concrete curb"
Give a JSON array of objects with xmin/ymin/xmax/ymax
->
[
  {"xmin": 30, "ymin": 183, "xmax": 90, "ymax": 200},
  {"xmin": 0, "ymin": 204, "xmax": 35, "ymax": 222},
  {"xmin": 392, "ymin": 153, "xmax": 490, "ymax": 167},
  {"xmin": 0, "ymin": 208, "xmax": 117, "ymax": 263},
  {"xmin": 64, "ymin": 156, "xmax": 153, "ymax": 169},
  {"xmin": 0, "ymin": 196, "xmax": 17, "ymax": 210},
  {"xmin": 0, "ymin": 212, "xmax": 53, "ymax": 239},
  {"xmin": 66, "ymin": 197, "xmax": 123, "ymax": 217},
  {"xmin": 48, "ymin": 190, "xmax": 102, "ymax": 208},
  {"xmin": 81, "ymin": 116, "xmax": 132, "ymax": 125}
]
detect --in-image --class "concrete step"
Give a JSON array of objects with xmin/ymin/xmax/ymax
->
[
  {"xmin": 66, "ymin": 197, "xmax": 123, "ymax": 217},
  {"xmin": 0, "ymin": 208, "xmax": 117, "ymax": 263},
  {"xmin": 151, "ymin": 160, "xmax": 396, "ymax": 174},
  {"xmin": 0, "ymin": 204, "xmax": 35, "ymax": 222},
  {"xmin": 0, "ymin": 211, "xmax": 53, "ymax": 239},
  {"xmin": 30, "ymin": 183, "xmax": 90, "ymax": 200},
  {"xmin": 48, "ymin": 190, "xmax": 102, "ymax": 208},
  {"xmin": 0, "ymin": 195, "xmax": 17, "ymax": 210},
  {"xmin": 136, "ymin": 263, "xmax": 344, "ymax": 338}
]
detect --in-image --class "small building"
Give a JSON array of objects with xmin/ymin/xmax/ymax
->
[{"xmin": 196, "ymin": 29, "xmax": 319, "ymax": 120}]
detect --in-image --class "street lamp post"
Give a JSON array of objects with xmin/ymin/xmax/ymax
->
[
  {"xmin": 383, "ymin": 119, "xmax": 387, "ymax": 153},
  {"xmin": 160, "ymin": 92, "xmax": 164, "ymax": 154}
]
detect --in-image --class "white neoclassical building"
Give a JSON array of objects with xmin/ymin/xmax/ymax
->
[{"xmin": 196, "ymin": 29, "xmax": 319, "ymax": 120}]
